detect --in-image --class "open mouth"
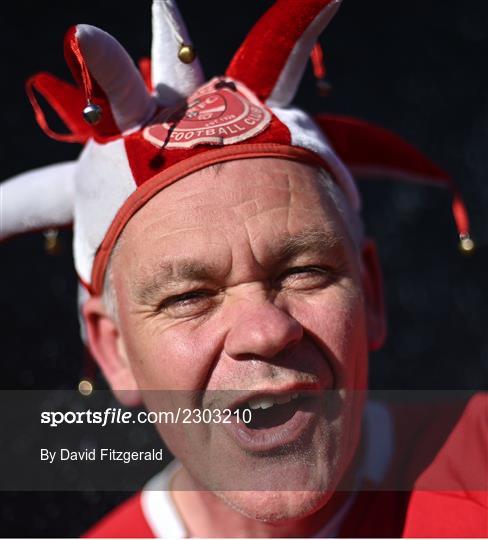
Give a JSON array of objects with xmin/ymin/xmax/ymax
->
[
  {"xmin": 234, "ymin": 392, "xmax": 313, "ymax": 429},
  {"xmin": 224, "ymin": 391, "xmax": 320, "ymax": 452}
]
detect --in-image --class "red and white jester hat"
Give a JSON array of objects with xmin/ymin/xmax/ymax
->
[{"xmin": 0, "ymin": 0, "xmax": 474, "ymax": 296}]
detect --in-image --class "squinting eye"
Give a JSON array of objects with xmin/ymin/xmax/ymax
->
[
  {"xmin": 158, "ymin": 290, "xmax": 215, "ymax": 317},
  {"xmin": 276, "ymin": 266, "xmax": 333, "ymax": 290}
]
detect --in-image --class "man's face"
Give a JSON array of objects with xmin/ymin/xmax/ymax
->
[{"xmin": 93, "ymin": 158, "xmax": 383, "ymax": 521}]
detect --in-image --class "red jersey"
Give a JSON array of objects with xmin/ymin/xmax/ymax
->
[{"xmin": 85, "ymin": 394, "xmax": 488, "ymax": 538}]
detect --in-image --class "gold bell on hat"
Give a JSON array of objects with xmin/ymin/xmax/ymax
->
[
  {"xmin": 44, "ymin": 228, "xmax": 62, "ymax": 255},
  {"xmin": 459, "ymin": 233, "xmax": 475, "ymax": 254},
  {"xmin": 82, "ymin": 102, "xmax": 103, "ymax": 125},
  {"xmin": 316, "ymin": 79, "xmax": 333, "ymax": 98},
  {"xmin": 78, "ymin": 378, "xmax": 94, "ymax": 396},
  {"xmin": 178, "ymin": 43, "xmax": 196, "ymax": 64}
]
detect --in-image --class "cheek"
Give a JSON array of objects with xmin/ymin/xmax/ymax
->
[
  {"xmin": 117, "ymin": 317, "xmax": 225, "ymax": 460},
  {"xmin": 295, "ymin": 285, "xmax": 368, "ymax": 472},
  {"xmin": 289, "ymin": 284, "xmax": 368, "ymax": 389},
  {"xmin": 119, "ymin": 313, "xmax": 224, "ymax": 391}
]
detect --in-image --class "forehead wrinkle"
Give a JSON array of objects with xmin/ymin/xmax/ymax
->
[
  {"xmin": 135, "ymin": 225, "xmax": 210, "ymax": 244},
  {"xmin": 233, "ymin": 175, "xmax": 313, "ymax": 233}
]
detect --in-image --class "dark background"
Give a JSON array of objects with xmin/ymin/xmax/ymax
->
[{"xmin": 1, "ymin": 0, "xmax": 487, "ymax": 536}]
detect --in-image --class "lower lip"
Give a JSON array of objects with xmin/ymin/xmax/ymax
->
[{"xmin": 221, "ymin": 397, "xmax": 320, "ymax": 453}]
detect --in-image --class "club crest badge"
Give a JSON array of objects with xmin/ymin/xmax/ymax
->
[{"xmin": 143, "ymin": 77, "xmax": 272, "ymax": 149}]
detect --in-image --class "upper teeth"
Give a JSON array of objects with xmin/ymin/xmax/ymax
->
[{"xmin": 247, "ymin": 392, "xmax": 300, "ymax": 410}]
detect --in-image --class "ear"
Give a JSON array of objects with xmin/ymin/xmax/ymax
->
[
  {"xmin": 360, "ymin": 239, "xmax": 387, "ymax": 351},
  {"xmin": 82, "ymin": 296, "xmax": 141, "ymax": 406}
]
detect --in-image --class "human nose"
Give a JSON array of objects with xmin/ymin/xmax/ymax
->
[{"xmin": 224, "ymin": 298, "xmax": 304, "ymax": 360}]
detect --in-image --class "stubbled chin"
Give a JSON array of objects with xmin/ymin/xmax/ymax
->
[{"xmin": 215, "ymin": 489, "xmax": 332, "ymax": 523}]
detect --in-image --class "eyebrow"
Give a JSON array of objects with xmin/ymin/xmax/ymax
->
[
  {"xmin": 272, "ymin": 227, "xmax": 343, "ymax": 261},
  {"xmin": 133, "ymin": 260, "xmax": 220, "ymax": 305},
  {"xmin": 133, "ymin": 227, "xmax": 344, "ymax": 305}
]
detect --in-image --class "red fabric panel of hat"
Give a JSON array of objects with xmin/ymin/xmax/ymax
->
[
  {"xmin": 226, "ymin": 0, "xmax": 335, "ymax": 101},
  {"xmin": 25, "ymin": 72, "xmax": 92, "ymax": 143},
  {"xmin": 123, "ymin": 114, "xmax": 291, "ymax": 187},
  {"xmin": 63, "ymin": 26, "xmax": 121, "ymax": 138}
]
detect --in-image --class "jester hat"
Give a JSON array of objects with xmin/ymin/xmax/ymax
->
[{"xmin": 0, "ymin": 0, "xmax": 473, "ymax": 297}]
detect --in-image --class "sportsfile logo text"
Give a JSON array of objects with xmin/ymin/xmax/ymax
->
[{"xmin": 40, "ymin": 407, "xmax": 252, "ymax": 427}]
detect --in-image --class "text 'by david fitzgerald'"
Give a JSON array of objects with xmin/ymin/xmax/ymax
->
[{"xmin": 40, "ymin": 448, "xmax": 166, "ymax": 464}]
